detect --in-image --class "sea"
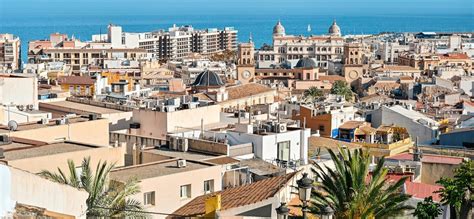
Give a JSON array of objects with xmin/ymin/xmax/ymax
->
[{"xmin": 1, "ymin": 14, "xmax": 473, "ymax": 63}]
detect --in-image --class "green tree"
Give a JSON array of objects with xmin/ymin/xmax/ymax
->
[
  {"xmin": 303, "ymin": 86, "xmax": 324, "ymax": 102},
  {"xmin": 413, "ymin": 196, "xmax": 442, "ymax": 219},
  {"xmin": 436, "ymin": 160, "xmax": 473, "ymax": 219},
  {"xmin": 39, "ymin": 157, "xmax": 147, "ymax": 217},
  {"xmin": 330, "ymin": 80, "xmax": 353, "ymax": 101},
  {"xmin": 310, "ymin": 147, "xmax": 412, "ymax": 219}
]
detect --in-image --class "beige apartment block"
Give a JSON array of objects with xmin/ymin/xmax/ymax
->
[
  {"xmin": 110, "ymin": 159, "xmax": 223, "ymax": 218},
  {"xmin": 0, "ymin": 116, "xmax": 110, "ymax": 146},
  {"xmin": 0, "ymin": 138, "xmax": 124, "ymax": 174},
  {"xmin": 131, "ymin": 104, "xmax": 221, "ymax": 139},
  {"xmin": 0, "ymin": 34, "xmax": 21, "ymax": 72}
]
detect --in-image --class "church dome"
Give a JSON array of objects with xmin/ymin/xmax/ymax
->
[
  {"xmin": 273, "ymin": 20, "xmax": 286, "ymax": 37},
  {"xmin": 192, "ymin": 70, "xmax": 225, "ymax": 87},
  {"xmin": 295, "ymin": 57, "xmax": 317, "ymax": 69},
  {"xmin": 328, "ymin": 20, "xmax": 341, "ymax": 36}
]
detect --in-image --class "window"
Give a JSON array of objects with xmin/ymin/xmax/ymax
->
[
  {"xmin": 319, "ymin": 125, "xmax": 325, "ymax": 132},
  {"xmin": 277, "ymin": 141, "xmax": 290, "ymax": 161},
  {"xmin": 144, "ymin": 191, "xmax": 155, "ymax": 205},
  {"xmin": 180, "ymin": 184, "xmax": 191, "ymax": 199},
  {"xmin": 204, "ymin": 180, "xmax": 214, "ymax": 194}
]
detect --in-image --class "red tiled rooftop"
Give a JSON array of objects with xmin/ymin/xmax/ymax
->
[
  {"xmin": 172, "ymin": 173, "xmax": 296, "ymax": 217},
  {"xmin": 405, "ymin": 181, "xmax": 442, "ymax": 202},
  {"xmin": 387, "ymin": 153, "xmax": 464, "ymax": 165},
  {"xmin": 438, "ymin": 53, "xmax": 470, "ymax": 60}
]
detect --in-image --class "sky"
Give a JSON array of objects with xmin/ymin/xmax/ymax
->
[{"xmin": 1, "ymin": 0, "xmax": 473, "ymax": 17}]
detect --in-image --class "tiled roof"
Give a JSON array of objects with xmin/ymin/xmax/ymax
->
[
  {"xmin": 387, "ymin": 153, "xmax": 464, "ymax": 165},
  {"xmin": 438, "ymin": 53, "xmax": 469, "ymax": 60},
  {"xmin": 172, "ymin": 173, "xmax": 296, "ymax": 216},
  {"xmin": 226, "ymin": 83, "xmax": 274, "ymax": 101},
  {"xmin": 57, "ymin": 76, "xmax": 95, "ymax": 85},
  {"xmin": 405, "ymin": 181, "xmax": 442, "ymax": 202},
  {"xmin": 339, "ymin": 121, "xmax": 367, "ymax": 130},
  {"xmin": 319, "ymin": 75, "xmax": 346, "ymax": 83}
]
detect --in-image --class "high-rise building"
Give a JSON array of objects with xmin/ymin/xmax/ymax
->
[
  {"xmin": 255, "ymin": 20, "xmax": 344, "ymax": 69},
  {"xmin": 138, "ymin": 25, "xmax": 238, "ymax": 60},
  {"xmin": 0, "ymin": 34, "xmax": 21, "ymax": 72}
]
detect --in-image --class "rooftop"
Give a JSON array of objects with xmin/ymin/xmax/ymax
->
[
  {"xmin": 109, "ymin": 159, "xmax": 214, "ymax": 182},
  {"xmin": 0, "ymin": 117, "xmax": 96, "ymax": 133},
  {"xmin": 225, "ymin": 83, "xmax": 274, "ymax": 101},
  {"xmin": 387, "ymin": 152, "xmax": 464, "ymax": 165},
  {"xmin": 40, "ymin": 101, "xmax": 123, "ymax": 115},
  {"xmin": 1, "ymin": 141, "xmax": 98, "ymax": 161},
  {"xmin": 172, "ymin": 173, "xmax": 296, "ymax": 216}
]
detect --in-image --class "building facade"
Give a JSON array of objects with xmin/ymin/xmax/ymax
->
[
  {"xmin": 0, "ymin": 34, "xmax": 21, "ymax": 72},
  {"xmin": 139, "ymin": 25, "xmax": 238, "ymax": 60}
]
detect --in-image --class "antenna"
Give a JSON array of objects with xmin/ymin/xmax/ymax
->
[{"xmin": 8, "ymin": 120, "xmax": 18, "ymax": 131}]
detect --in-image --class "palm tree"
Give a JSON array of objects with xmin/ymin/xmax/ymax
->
[
  {"xmin": 310, "ymin": 148, "xmax": 412, "ymax": 218},
  {"xmin": 39, "ymin": 157, "xmax": 147, "ymax": 217},
  {"xmin": 303, "ymin": 86, "xmax": 324, "ymax": 102}
]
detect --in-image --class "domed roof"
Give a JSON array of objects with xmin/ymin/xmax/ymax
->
[
  {"xmin": 295, "ymin": 58, "xmax": 317, "ymax": 69},
  {"xmin": 273, "ymin": 20, "xmax": 286, "ymax": 36},
  {"xmin": 192, "ymin": 70, "xmax": 225, "ymax": 87},
  {"xmin": 328, "ymin": 20, "xmax": 341, "ymax": 36}
]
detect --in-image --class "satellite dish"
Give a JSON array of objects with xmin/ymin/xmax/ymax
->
[{"xmin": 7, "ymin": 120, "xmax": 18, "ymax": 131}]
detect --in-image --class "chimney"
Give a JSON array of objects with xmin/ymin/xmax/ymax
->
[{"xmin": 205, "ymin": 194, "xmax": 221, "ymax": 216}]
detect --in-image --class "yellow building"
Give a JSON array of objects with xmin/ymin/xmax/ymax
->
[
  {"xmin": 57, "ymin": 76, "xmax": 95, "ymax": 97},
  {"xmin": 101, "ymin": 71, "xmax": 134, "ymax": 91}
]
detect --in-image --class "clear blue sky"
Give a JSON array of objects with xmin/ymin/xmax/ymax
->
[{"xmin": 1, "ymin": 0, "xmax": 473, "ymax": 17}]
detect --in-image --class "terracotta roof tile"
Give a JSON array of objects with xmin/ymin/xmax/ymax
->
[
  {"xmin": 405, "ymin": 182, "xmax": 442, "ymax": 202},
  {"xmin": 226, "ymin": 83, "xmax": 275, "ymax": 101},
  {"xmin": 58, "ymin": 76, "xmax": 95, "ymax": 85},
  {"xmin": 172, "ymin": 173, "xmax": 296, "ymax": 217}
]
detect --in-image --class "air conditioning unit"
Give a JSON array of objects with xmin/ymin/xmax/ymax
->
[
  {"xmin": 177, "ymin": 138, "xmax": 189, "ymax": 152},
  {"xmin": 164, "ymin": 106, "xmax": 176, "ymax": 112},
  {"xmin": 41, "ymin": 118, "xmax": 49, "ymax": 125},
  {"xmin": 275, "ymin": 123, "xmax": 287, "ymax": 133},
  {"xmin": 177, "ymin": 159, "xmax": 187, "ymax": 168},
  {"xmin": 0, "ymin": 148, "xmax": 4, "ymax": 159},
  {"xmin": 0, "ymin": 135, "xmax": 10, "ymax": 144},
  {"xmin": 168, "ymin": 137, "xmax": 179, "ymax": 150}
]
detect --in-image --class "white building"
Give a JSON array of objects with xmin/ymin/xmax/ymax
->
[
  {"xmin": 368, "ymin": 105, "xmax": 439, "ymax": 144},
  {"xmin": 0, "ymin": 74, "xmax": 51, "ymax": 125}
]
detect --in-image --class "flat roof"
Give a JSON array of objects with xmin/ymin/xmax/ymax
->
[
  {"xmin": 41, "ymin": 101, "xmax": 123, "ymax": 115},
  {"xmin": 110, "ymin": 159, "xmax": 214, "ymax": 182},
  {"xmin": 1, "ymin": 142, "xmax": 96, "ymax": 161},
  {"xmin": 143, "ymin": 148, "xmax": 217, "ymax": 161},
  {"xmin": 0, "ymin": 117, "xmax": 99, "ymax": 133}
]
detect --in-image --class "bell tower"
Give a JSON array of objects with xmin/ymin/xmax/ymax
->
[
  {"xmin": 236, "ymin": 38, "xmax": 255, "ymax": 84},
  {"xmin": 343, "ymin": 43, "xmax": 364, "ymax": 84}
]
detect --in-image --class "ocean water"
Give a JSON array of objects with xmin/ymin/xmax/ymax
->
[{"xmin": 1, "ymin": 14, "xmax": 473, "ymax": 62}]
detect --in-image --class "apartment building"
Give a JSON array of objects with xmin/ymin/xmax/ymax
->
[
  {"xmin": 28, "ymin": 33, "xmax": 147, "ymax": 73},
  {"xmin": 0, "ymin": 34, "xmax": 21, "ymax": 72},
  {"xmin": 139, "ymin": 25, "xmax": 238, "ymax": 60},
  {"xmin": 255, "ymin": 20, "xmax": 344, "ymax": 69}
]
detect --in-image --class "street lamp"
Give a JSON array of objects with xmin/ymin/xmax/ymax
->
[
  {"xmin": 275, "ymin": 202, "xmax": 289, "ymax": 219},
  {"xmin": 319, "ymin": 205, "xmax": 334, "ymax": 219},
  {"xmin": 297, "ymin": 172, "xmax": 313, "ymax": 219}
]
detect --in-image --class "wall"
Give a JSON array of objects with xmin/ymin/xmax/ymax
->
[
  {"xmin": 439, "ymin": 130, "xmax": 474, "ymax": 147},
  {"xmin": 0, "ymin": 76, "xmax": 38, "ymax": 108},
  {"xmin": 115, "ymin": 164, "xmax": 223, "ymax": 219},
  {"xmin": 133, "ymin": 105, "xmax": 221, "ymax": 139},
  {"xmin": 293, "ymin": 106, "xmax": 332, "ymax": 137},
  {"xmin": 371, "ymin": 106, "xmax": 437, "ymax": 144},
  {"xmin": 421, "ymin": 162, "xmax": 459, "ymax": 185},
  {"xmin": 9, "ymin": 118, "xmax": 110, "ymax": 146},
  {"xmin": 1, "ymin": 164, "xmax": 88, "ymax": 218},
  {"xmin": 7, "ymin": 144, "xmax": 125, "ymax": 174},
  {"xmin": 188, "ymin": 138, "xmax": 228, "ymax": 155}
]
